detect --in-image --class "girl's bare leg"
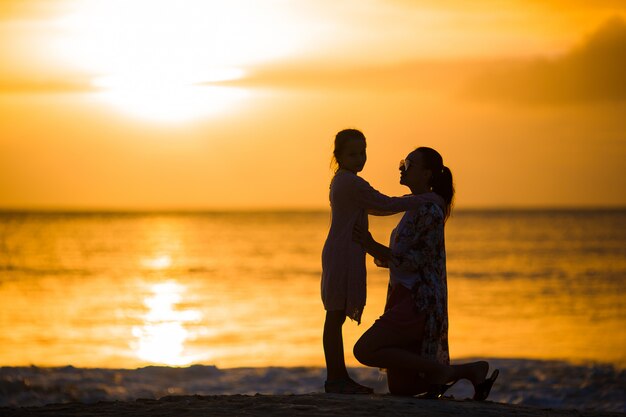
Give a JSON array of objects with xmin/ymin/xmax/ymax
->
[{"xmin": 323, "ymin": 310, "xmax": 349, "ymax": 381}]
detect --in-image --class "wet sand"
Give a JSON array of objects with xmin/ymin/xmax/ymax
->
[{"xmin": 2, "ymin": 394, "xmax": 624, "ymax": 417}]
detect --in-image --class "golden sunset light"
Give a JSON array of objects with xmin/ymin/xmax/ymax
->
[
  {"xmin": 1, "ymin": 2, "xmax": 625, "ymax": 411},
  {"xmin": 1, "ymin": 0, "xmax": 624, "ymax": 208},
  {"xmin": 47, "ymin": 1, "xmax": 297, "ymax": 121}
]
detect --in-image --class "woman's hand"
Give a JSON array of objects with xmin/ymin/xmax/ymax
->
[
  {"xmin": 373, "ymin": 257, "xmax": 389, "ymax": 268},
  {"xmin": 353, "ymin": 221, "xmax": 392, "ymax": 266}
]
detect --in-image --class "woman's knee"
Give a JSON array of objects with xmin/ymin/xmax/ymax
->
[
  {"xmin": 352, "ymin": 338, "xmax": 369, "ymax": 365},
  {"xmin": 353, "ymin": 337, "xmax": 373, "ymax": 365},
  {"xmin": 353, "ymin": 324, "xmax": 402, "ymax": 366}
]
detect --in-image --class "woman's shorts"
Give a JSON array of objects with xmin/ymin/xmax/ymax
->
[{"xmin": 372, "ymin": 283, "xmax": 425, "ymax": 344}]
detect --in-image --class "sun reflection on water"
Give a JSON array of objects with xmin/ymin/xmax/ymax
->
[
  {"xmin": 132, "ymin": 281, "xmax": 201, "ymax": 366},
  {"xmin": 141, "ymin": 255, "xmax": 172, "ymax": 270}
]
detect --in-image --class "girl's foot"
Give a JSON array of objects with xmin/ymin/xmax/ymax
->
[{"xmin": 324, "ymin": 378, "xmax": 374, "ymax": 394}]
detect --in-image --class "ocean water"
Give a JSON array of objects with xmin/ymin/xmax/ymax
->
[
  {"xmin": 0, "ymin": 209, "xmax": 625, "ymax": 410},
  {"xmin": 0, "ymin": 209, "xmax": 624, "ymax": 370}
]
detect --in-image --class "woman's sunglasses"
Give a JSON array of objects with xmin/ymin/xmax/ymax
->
[{"xmin": 399, "ymin": 159, "xmax": 412, "ymax": 172}]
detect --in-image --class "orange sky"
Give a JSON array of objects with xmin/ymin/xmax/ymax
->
[{"xmin": 1, "ymin": 0, "xmax": 625, "ymax": 209}]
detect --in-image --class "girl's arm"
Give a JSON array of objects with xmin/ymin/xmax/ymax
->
[
  {"xmin": 353, "ymin": 176, "xmax": 444, "ymax": 215},
  {"xmin": 367, "ymin": 208, "xmax": 402, "ymax": 216}
]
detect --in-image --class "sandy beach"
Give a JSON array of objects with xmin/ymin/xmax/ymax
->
[
  {"xmin": 2, "ymin": 393, "xmax": 626, "ymax": 417},
  {"xmin": 1, "ymin": 360, "xmax": 625, "ymax": 414}
]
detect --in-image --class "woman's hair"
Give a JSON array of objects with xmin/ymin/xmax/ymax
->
[
  {"xmin": 415, "ymin": 147, "xmax": 454, "ymax": 221},
  {"xmin": 330, "ymin": 129, "xmax": 366, "ymax": 172}
]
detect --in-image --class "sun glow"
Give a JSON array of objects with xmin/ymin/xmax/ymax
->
[
  {"xmin": 132, "ymin": 281, "xmax": 202, "ymax": 366},
  {"xmin": 50, "ymin": 0, "xmax": 300, "ymax": 122}
]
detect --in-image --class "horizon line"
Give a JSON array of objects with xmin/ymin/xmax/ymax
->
[{"xmin": 0, "ymin": 205, "xmax": 625, "ymax": 214}]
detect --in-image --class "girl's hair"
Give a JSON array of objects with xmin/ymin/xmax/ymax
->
[
  {"xmin": 415, "ymin": 147, "xmax": 454, "ymax": 221},
  {"xmin": 330, "ymin": 129, "xmax": 366, "ymax": 172}
]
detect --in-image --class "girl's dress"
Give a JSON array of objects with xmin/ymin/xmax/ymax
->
[
  {"xmin": 376, "ymin": 202, "xmax": 450, "ymax": 365},
  {"xmin": 321, "ymin": 169, "xmax": 442, "ymax": 324}
]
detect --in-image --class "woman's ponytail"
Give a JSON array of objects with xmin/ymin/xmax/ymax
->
[
  {"xmin": 416, "ymin": 147, "xmax": 455, "ymax": 221},
  {"xmin": 431, "ymin": 165, "xmax": 454, "ymax": 221}
]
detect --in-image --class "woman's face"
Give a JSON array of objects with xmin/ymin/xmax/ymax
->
[
  {"xmin": 399, "ymin": 151, "xmax": 431, "ymax": 190},
  {"xmin": 337, "ymin": 139, "xmax": 367, "ymax": 174}
]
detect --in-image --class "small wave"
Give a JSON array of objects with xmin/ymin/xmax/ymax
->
[
  {"xmin": 0, "ymin": 266, "xmax": 91, "ymax": 277},
  {"xmin": 1, "ymin": 359, "xmax": 624, "ymax": 412},
  {"xmin": 453, "ymin": 269, "xmax": 575, "ymax": 280}
]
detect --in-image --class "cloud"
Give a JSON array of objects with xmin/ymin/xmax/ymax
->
[
  {"xmin": 528, "ymin": 0, "xmax": 626, "ymax": 11},
  {"xmin": 463, "ymin": 17, "xmax": 626, "ymax": 104},
  {"xmin": 387, "ymin": 0, "xmax": 626, "ymax": 12},
  {"xmin": 206, "ymin": 56, "xmax": 495, "ymax": 96},
  {"xmin": 0, "ymin": 76, "xmax": 95, "ymax": 93}
]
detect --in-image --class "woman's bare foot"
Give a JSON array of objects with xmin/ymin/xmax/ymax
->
[
  {"xmin": 420, "ymin": 365, "xmax": 458, "ymax": 399},
  {"xmin": 473, "ymin": 366, "xmax": 499, "ymax": 401},
  {"xmin": 459, "ymin": 361, "xmax": 499, "ymax": 400},
  {"xmin": 464, "ymin": 361, "xmax": 489, "ymax": 388}
]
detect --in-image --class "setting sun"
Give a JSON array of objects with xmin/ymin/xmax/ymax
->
[{"xmin": 48, "ymin": 0, "xmax": 301, "ymax": 121}]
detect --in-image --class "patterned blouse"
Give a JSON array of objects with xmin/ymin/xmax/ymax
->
[{"xmin": 387, "ymin": 202, "xmax": 450, "ymax": 365}]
